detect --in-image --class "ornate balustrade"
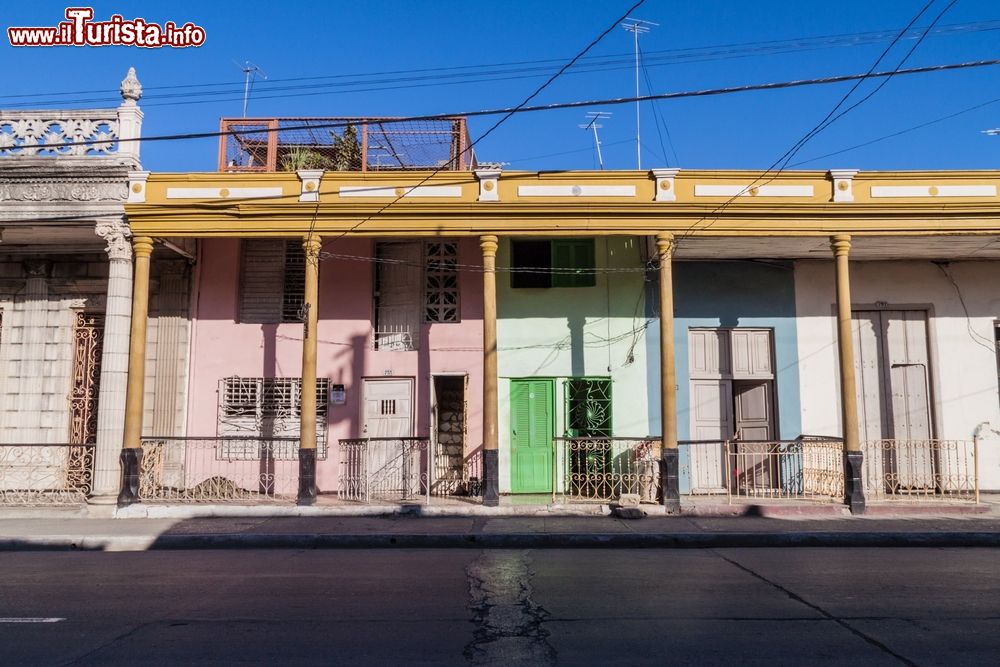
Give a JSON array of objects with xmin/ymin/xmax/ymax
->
[
  {"xmin": 0, "ymin": 443, "xmax": 94, "ymax": 505},
  {"xmin": 553, "ymin": 437, "xmax": 661, "ymax": 503},
  {"xmin": 861, "ymin": 439, "xmax": 978, "ymax": 501},
  {"xmin": 0, "ymin": 111, "xmax": 119, "ymax": 157},
  {"xmin": 339, "ymin": 437, "xmax": 430, "ymax": 503},
  {"xmin": 138, "ymin": 436, "xmax": 316, "ymax": 503}
]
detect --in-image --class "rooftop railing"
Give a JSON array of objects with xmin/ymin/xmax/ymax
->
[{"xmin": 218, "ymin": 117, "xmax": 474, "ymax": 172}]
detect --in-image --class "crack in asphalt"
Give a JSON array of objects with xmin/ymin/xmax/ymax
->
[
  {"xmin": 711, "ymin": 550, "xmax": 919, "ymax": 667},
  {"xmin": 464, "ymin": 550, "xmax": 556, "ymax": 666}
]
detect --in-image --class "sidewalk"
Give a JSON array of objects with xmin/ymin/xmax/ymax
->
[{"xmin": 0, "ymin": 504, "xmax": 997, "ymax": 552}]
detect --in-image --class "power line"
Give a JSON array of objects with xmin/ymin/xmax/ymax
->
[
  {"xmin": 674, "ymin": 0, "xmax": 947, "ymax": 243},
  {"xmin": 33, "ymin": 57, "xmax": 1000, "ymax": 152},
  {"xmin": 4, "ymin": 18, "xmax": 997, "ymax": 107},
  {"xmin": 313, "ymin": 0, "xmax": 649, "ymax": 258},
  {"xmin": 790, "ymin": 94, "xmax": 1000, "ymax": 166}
]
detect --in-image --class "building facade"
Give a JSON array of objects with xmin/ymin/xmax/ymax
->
[{"xmin": 118, "ymin": 164, "xmax": 1000, "ymax": 512}]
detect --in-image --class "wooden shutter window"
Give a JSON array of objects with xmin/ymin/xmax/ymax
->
[
  {"xmin": 238, "ymin": 239, "xmax": 287, "ymax": 323},
  {"xmin": 552, "ymin": 239, "xmax": 595, "ymax": 288}
]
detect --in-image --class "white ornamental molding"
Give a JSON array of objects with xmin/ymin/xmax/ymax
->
[
  {"xmin": 651, "ymin": 168, "xmax": 680, "ymax": 202},
  {"xmin": 870, "ymin": 184, "xmax": 998, "ymax": 198},
  {"xmin": 127, "ymin": 171, "xmax": 150, "ymax": 203},
  {"xmin": 297, "ymin": 169, "xmax": 324, "ymax": 202},
  {"xmin": 95, "ymin": 218, "xmax": 133, "ymax": 262},
  {"xmin": 475, "ymin": 168, "xmax": 502, "ymax": 202},
  {"xmin": 693, "ymin": 184, "xmax": 814, "ymax": 197},
  {"xmin": 517, "ymin": 184, "xmax": 636, "ymax": 197},
  {"xmin": 829, "ymin": 169, "xmax": 859, "ymax": 203}
]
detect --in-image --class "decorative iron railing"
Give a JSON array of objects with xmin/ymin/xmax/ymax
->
[
  {"xmin": 339, "ymin": 437, "xmax": 430, "ymax": 503},
  {"xmin": 553, "ymin": 438, "xmax": 661, "ymax": 503},
  {"xmin": 0, "ymin": 443, "xmax": 95, "ymax": 505},
  {"xmin": 138, "ymin": 436, "xmax": 320, "ymax": 503},
  {"xmin": 861, "ymin": 439, "xmax": 978, "ymax": 501},
  {"xmin": 724, "ymin": 439, "xmax": 845, "ymax": 501},
  {"xmin": 431, "ymin": 445, "xmax": 482, "ymax": 497}
]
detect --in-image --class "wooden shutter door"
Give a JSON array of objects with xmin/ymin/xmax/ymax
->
[{"xmin": 239, "ymin": 240, "xmax": 286, "ymax": 323}]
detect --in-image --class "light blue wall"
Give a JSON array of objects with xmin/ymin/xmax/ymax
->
[{"xmin": 645, "ymin": 261, "xmax": 802, "ymax": 492}]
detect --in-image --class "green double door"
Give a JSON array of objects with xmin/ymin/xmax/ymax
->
[{"xmin": 510, "ymin": 379, "xmax": 554, "ymax": 493}]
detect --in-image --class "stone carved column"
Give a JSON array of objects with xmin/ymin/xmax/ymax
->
[
  {"xmin": 90, "ymin": 218, "xmax": 133, "ymax": 500},
  {"xmin": 16, "ymin": 260, "xmax": 52, "ymax": 442}
]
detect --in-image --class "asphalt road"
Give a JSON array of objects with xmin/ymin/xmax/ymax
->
[{"xmin": 1, "ymin": 548, "xmax": 997, "ymax": 666}]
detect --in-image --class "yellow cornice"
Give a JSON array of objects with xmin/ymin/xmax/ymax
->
[{"xmin": 128, "ymin": 168, "xmax": 1000, "ymax": 237}]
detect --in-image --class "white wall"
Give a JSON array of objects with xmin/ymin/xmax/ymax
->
[{"xmin": 795, "ymin": 260, "xmax": 1000, "ymax": 490}]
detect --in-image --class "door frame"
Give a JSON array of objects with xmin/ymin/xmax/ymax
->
[
  {"xmin": 508, "ymin": 377, "xmax": 556, "ymax": 494},
  {"xmin": 846, "ymin": 304, "xmax": 939, "ymax": 441}
]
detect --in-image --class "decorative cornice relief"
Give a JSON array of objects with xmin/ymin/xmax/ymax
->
[{"xmin": 0, "ymin": 180, "xmax": 128, "ymax": 202}]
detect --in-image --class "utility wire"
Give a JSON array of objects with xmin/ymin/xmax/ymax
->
[
  {"xmin": 674, "ymin": 0, "xmax": 947, "ymax": 244},
  {"xmin": 31, "ymin": 57, "xmax": 1000, "ymax": 152},
  {"xmin": 4, "ymin": 18, "xmax": 997, "ymax": 107},
  {"xmin": 790, "ymin": 94, "xmax": 1000, "ymax": 166},
  {"xmin": 312, "ymin": 0, "xmax": 648, "ymax": 255}
]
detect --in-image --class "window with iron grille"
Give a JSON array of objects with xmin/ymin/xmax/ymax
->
[
  {"xmin": 373, "ymin": 241, "xmax": 422, "ymax": 351},
  {"xmin": 510, "ymin": 238, "xmax": 596, "ymax": 289},
  {"xmin": 238, "ymin": 239, "xmax": 307, "ymax": 323},
  {"xmin": 564, "ymin": 378, "xmax": 613, "ymax": 437},
  {"xmin": 219, "ymin": 377, "xmax": 329, "ymax": 459},
  {"xmin": 425, "ymin": 241, "xmax": 460, "ymax": 323}
]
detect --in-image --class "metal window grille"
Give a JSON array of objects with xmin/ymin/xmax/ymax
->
[
  {"xmin": 238, "ymin": 239, "xmax": 306, "ymax": 324},
  {"xmin": 564, "ymin": 378, "xmax": 613, "ymax": 437},
  {"xmin": 373, "ymin": 241, "xmax": 421, "ymax": 351},
  {"xmin": 218, "ymin": 377, "xmax": 328, "ymax": 459},
  {"xmin": 424, "ymin": 241, "xmax": 459, "ymax": 323},
  {"xmin": 281, "ymin": 240, "xmax": 306, "ymax": 322}
]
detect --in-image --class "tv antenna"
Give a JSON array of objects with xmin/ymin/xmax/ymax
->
[
  {"xmin": 621, "ymin": 18, "xmax": 658, "ymax": 170},
  {"xmin": 235, "ymin": 60, "xmax": 267, "ymax": 117},
  {"xmin": 580, "ymin": 112, "xmax": 612, "ymax": 170}
]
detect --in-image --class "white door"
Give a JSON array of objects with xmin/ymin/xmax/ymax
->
[
  {"xmin": 362, "ymin": 378, "xmax": 413, "ymax": 437},
  {"xmin": 361, "ymin": 378, "xmax": 417, "ymax": 496},
  {"xmin": 852, "ymin": 310, "xmax": 934, "ymax": 493},
  {"xmin": 689, "ymin": 380, "xmax": 732, "ymax": 493}
]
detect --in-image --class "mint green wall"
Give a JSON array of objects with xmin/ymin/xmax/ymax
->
[{"xmin": 495, "ymin": 236, "xmax": 652, "ymax": 493}]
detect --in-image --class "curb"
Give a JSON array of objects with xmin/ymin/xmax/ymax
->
[{"xmin": 2, "ymin": 531, "xmax": 999, "ymax": 552}]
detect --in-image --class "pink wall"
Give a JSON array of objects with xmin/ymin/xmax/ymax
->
[{"xmin": 187, "ymin": 237, "xmax": 484, "ymax": 492}]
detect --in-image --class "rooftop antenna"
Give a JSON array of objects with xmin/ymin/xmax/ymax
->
[
  {"xmin": 580, "ymin": 112, "xmax": 612, "ymax": 169},
  {"xmin": 236, "ymin": 60, "xmax": 267, "ymax": 117},
  {"xmin": 621, "ymin": 18, "xmax": 658, "ymax": 170}
]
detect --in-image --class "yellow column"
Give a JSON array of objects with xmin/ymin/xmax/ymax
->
[
  {"xmin": 656, "ymin": 233, "xmax": 680, "ymax": 512},
  {"xmin": 832, "ymin": 234, "xmax": 865, "ymax": 513},
  {"xmin": 298, "ymin": 234, "xmax": 322, "ymax": 505},
  {"xmin": 480, "ymin": 235, "xmax": 500, "ymax": 506},
  {"xmin": 117, "ymin": 235, "xmax": 153, "ymax": 506}
]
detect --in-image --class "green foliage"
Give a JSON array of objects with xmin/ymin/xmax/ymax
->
[
  {"xmin": 330, "ymin": 124, "xmax": 362, "ymax": 171},
  {"xmin": 278, "ymin": 124, "xmax": 363, "ymax": 171},
  {"xmin": 279, "ymin": 147, "xmax": 329, "ymax": 171}
]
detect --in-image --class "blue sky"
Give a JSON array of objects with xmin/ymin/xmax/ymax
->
[{"xmin": 3, "ymin": 0, "xmax": 1000, "ymax": 172}]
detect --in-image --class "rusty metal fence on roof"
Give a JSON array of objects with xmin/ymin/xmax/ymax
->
[{"xmin": 218, "ymin": 117, "xmax": 474, "ymax": 172}]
